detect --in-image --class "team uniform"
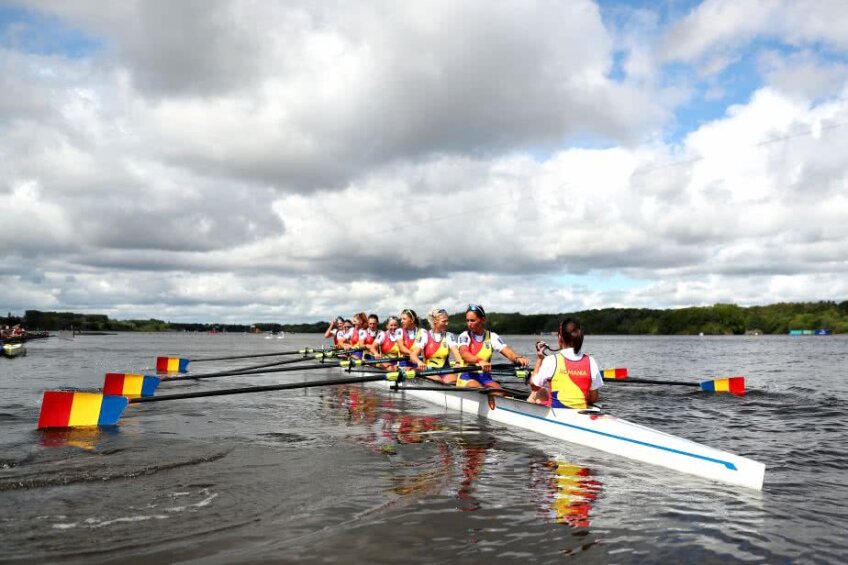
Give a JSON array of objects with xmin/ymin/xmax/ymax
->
[
  {"xmin": 348, "ymin": 328, "xmax": 367, "ymax": 358},
  {"xmin": 398, "ymin": 327, "xmax": 422, "ymax": 367},
  {"xmin": 361, "ymin": 328, "xmax": 378, "ymax": 359},
  {"xmin": 327, "ymin": 328, "xmax": 343, "ymax": 348},
  {"xmin": 455, "ymin": 330, "xmax": 507, "ymax": 387},
  {"xmin": 414, "ymin": 330, "xmax": 457, "ymax": 369},
  {"xmin": 530, "ymin": 348, "xmax": 603, "ymax": 409},
  {"xmin": 373, "ymin": 328, "xmax": 403, "ymax": 358}
]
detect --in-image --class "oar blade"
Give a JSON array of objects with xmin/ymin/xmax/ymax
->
[
  {"xmin": 602, "ymin": 367, "xmax": 628, "ymax": 380},
  {"xmin": 103, "ymin": 373, "xmax": 161, "ymax": 398},
  {"xmin": 700, "ymin": 376, "xmax": 746, "ymax": 395},
  {"xmin": 38, "ymin": 391, "xmax": 129, "ymax": 429},
  {"xmin": 155, "ymin": 356, "xmax": 190, "ymax": 373}
]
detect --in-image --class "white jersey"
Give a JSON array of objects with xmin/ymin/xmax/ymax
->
[
  {"xmin": 530, "ymin": 348, "xmax": 603, "ymax": 390},
  {"xmin": 456, "ymin": 330, "xmax": 507, "ymax": 352},
  {"xmin": 373, "ymin": 328, "xmax": 403, "ymax": 345},
  {"xmin": 414, "ymin": 330, "xmax": 457, "ymax": 349}
]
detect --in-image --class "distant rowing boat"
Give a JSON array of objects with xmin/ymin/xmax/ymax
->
[
  {"xmin": 2, "ymin": 343, "xmax": 26, "ymax": 358},
  {"xmin": 368, "ymin": 377, "xmax": 765, "ymax": 490}
]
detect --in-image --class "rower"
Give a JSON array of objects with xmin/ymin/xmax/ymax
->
[
  {"xmin": 323, "ymin": 316, "xmax": 346, "ymax": 348},
  {"xmin": 367, "ymin": 316, "xmax": 402, "ymax": 368},
  {"xmin": 361, "ymin": 314, "xmax": 380, "ymax": 359},
  {"xmin": 339, "ymin": 312, "xmax": 367, "ymax": 358},
  {"xmin": 527, "ymin": 318, "xmax": 602, "ymax": 408},
  {"xmin": 456, "ymin": 304, "xmax": 528, "ymax": 389},
  {"xmin": 409, "ymin": 308, "xmax": 462, "ymax": 384},
  {"xmin": 396, "ymin": 309, "xmax": 422, "ymax": 367}
]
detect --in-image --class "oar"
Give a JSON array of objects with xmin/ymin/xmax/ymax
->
[
  {"xmin": 603, "ymin": 374, "xmax": 746, "ymax": 395},
  {"xmin": 155, "ymin": 347, "xmax": 354, "ymax": 373},
  {"xmin": 534, "ymin": 343, "xmax": 744, "ymax": 395},
  {"xmin": 38, "ymin": 373, "xmax": 391, "ymax": 429},
  {"xmin": 104, "ymin": 358, "xmax": 355, "ymax": 398},
  {"xmin": 595, "ymin": 367, "xmax": 745, "ymax": 394}
]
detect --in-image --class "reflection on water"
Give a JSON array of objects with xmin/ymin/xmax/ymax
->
[
  {"xmin": 324, "ymin": 384, "xmax": 604, "ymax": 530},
  {"xmin": 530, "ymin": 458, "xmax": 602, "ymax": 529},
  {"xmin": 38, "ymin": 427, "xmax": 119, "ymax": 450}
]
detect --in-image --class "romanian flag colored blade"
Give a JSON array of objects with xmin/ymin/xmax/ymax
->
[
  {"xmin": 700, "ymin": 376, "xmax": 746, "ymax": 395},
  {"xmin": 103, "ymin": 373, "xmax": 161, "ymax": 398},
  {"xmin": 38, "ymin": 391, "xmax": 129, "ymax": 429},
  {"xmin": 602, "ymin": 367, "xmax": 628, "ymax": 380},
  {"xmin": 156, "ymin": 356, "xmax": 190, "ymax": 373}
]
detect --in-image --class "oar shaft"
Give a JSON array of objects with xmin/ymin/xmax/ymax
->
[
  {"xmin": 187, "ymin": 349, "xmax": 316, "ymax": 362},
  {"xmin": 605, "ymin": 377, "xmax": 698, "ymax": 386},
  {"xmin": 131, "ymin": 374, "xmax": 387, "ymax": 403},
  {"xmin": 170, "ymin": 361, "xmax": 341, "ymax": 380}
]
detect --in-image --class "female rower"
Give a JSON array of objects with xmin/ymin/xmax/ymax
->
[
  {"xmin": 456, "ymin": 304, "xmax": 528, "ymax": 389},
  {"xmin": 324, "ymin": 316, "xmax": 346, "ymax": 348},
  {"xmin": 368, "ymin": 316, "xmax": 402, "ymax": 368},
  {"xmin": 339, "ymin": 312, "xmax": 367, "ymax": 357},
  {"xmin": 397, "ymin": 309, "xmax": 422, "ymax": 366},
  {"xmin": 361, "ymin": 314, "xmax": 380, "ymax": 359},
  {"xmin": 527, "ymin": 318, "xmax": 602, "ymax": 408},
  {"xmin": 409, "ymin": 308, "xmax": 462, "ymax": 384}
]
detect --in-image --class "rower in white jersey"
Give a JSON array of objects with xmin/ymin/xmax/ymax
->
[
  {"xmin": 367, "ymin": 316, "xmax": 403, "ymax": 368},
  {"xmin": 409, "ymin": 308, "xmax": 462, "ymax": 384},
  {"xmin": 338, "ymin": 312, "xmax": 367, "ymax": 358},
  {"xmin": 396, "ymin": 309, "xmax": 422, "ymax": 367},
  {"xmin": 360, "ymin": 314, "xmax": 380, "ymax": 359},
  {"xmin": 456, "ymin": 304, "xmax": 528, "ymax": 388},
  {"xmin": 323, "ymin": 316, "xmax": 346, "ymax": 348}
]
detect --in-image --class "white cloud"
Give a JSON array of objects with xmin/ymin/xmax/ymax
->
[{"xmin": 0, "ymin": 1, "xmax": 846, "ymax": 323}]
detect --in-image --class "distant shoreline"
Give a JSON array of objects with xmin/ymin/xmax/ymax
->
[{"xmin": 9, "ymin": 301, "xmax": 846, "ymax": 335}]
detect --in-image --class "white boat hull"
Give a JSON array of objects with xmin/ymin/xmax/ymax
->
[{"xmin": 371, "ymin": 380, "xmax": 765, "ymax": 491}]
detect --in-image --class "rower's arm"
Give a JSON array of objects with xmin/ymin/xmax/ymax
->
[
  {"xmin": 499, "ymin": 345, "xmax": 528, "ymax": 367},
  {"xmin": 408, "ymin": 345, "xmax": 424, "ymax": 369},
  {"xmin": 458, "ymin": 346, "xmax": 477, "ymax": 365},
  {"xmin": 323, "ymin": 321, "xmax": 335, "ymax": 339}
]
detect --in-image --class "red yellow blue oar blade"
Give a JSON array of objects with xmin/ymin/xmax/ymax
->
[
  {"xmin": 700, "ymin": 376, "xmax": 746, "ymax": 395},
  {"xmin": 37, "ymin": 391, "xmax": 129, "ymax": 429},
  {"xmin": 155, "ymin": 356, "xmax": 190, "ymax": 373},
  {"xmin": 103, "ymin": 373, "xmax": 161, "ymax": 398},
  {"xmin": 602, "ymin": 367, "xmax": 628, "ymax": 380}
]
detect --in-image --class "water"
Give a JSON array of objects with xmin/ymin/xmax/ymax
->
[{"xmin": 1, "ymin": 333, "xmax": 846, "ymax": 563}]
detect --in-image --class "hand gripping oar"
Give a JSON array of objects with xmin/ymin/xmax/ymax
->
[
  {"xmin": 38, "ymin": 373, "xmax": 391, "ymax": 429},
  {"xmin": 378, "ymin": 365, "xmax": 530, "ymax": 399}
]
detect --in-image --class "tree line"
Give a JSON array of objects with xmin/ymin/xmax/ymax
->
[{"xmin": 14, "ymin": 301, "xmax": 848, "ymax": 335}]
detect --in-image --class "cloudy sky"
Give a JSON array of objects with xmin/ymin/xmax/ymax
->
[{"xmin": 1, "ymin": 0, "xmax": 847, "ymax": 324}]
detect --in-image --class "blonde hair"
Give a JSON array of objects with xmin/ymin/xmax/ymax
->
[{"xmin": 427, "ymin": 308, "xmax": 449, "ymax": 329}]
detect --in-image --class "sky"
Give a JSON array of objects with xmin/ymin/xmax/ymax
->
[{"xmin": 1, "ymin": 0, "xmax": 847, "ymax": 324}]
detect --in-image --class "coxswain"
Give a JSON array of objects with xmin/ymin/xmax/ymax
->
[
  {"xmin": 527, "ymin": 318, "xmax": 602, "ymax": 408},
  {"xmin": 456, "ymin": 304, "xmax": 528, "ymax": 389},
  {"xmin": 409, "ymin": 308, "xmax": 462, "ymax": 384}
]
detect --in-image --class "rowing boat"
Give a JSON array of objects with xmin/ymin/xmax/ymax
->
[
  {"xmin": 2, "ymin": 342, "xmax": 27, "ymax": 358},
  {"xmin": 369, "ymin": 377, "xmax": 765, "ymax": 490}
]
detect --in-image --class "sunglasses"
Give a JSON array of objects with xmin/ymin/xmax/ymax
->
[{"xmin": 465, "ymin": 304, "xmax": 486, "ymax": 317}]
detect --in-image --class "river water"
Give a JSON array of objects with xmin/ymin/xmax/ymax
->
[{"xmin": 1, "ymin": 333, "xmax": 845, "ymax": 564}]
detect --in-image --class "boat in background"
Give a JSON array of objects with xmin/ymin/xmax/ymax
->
[
  {"xmin": 2, "ymin": 342, "xmax": 26, "ymax": 358},
  {"xmin": 788, "ymin": 329, "xmax": 832, "ymax": 336}
]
